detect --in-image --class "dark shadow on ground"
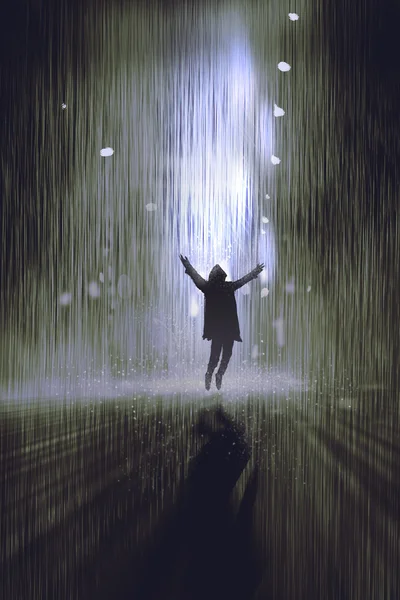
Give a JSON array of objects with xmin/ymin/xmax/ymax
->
[{"xmin": 89, "ymin": 405, "xmax": 264, "ymax": 600}]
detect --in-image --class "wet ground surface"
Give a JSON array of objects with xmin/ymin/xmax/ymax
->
[{"xmin": 1, "ymin": 384, "xmax": 399, "ymax": 599}]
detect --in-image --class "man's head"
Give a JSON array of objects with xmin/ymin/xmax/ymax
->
[{"xmin": 208, "ymin": 264, "xmax": 227, "ymax": 282}]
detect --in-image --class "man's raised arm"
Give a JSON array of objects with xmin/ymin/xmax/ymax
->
[
  {"xmin": 231, "ymin": 263, "xmax": 264, "ymax": 292},
  {"xmin": 179, "ymin": 254, "xmax": 208, "ymax": 292}
]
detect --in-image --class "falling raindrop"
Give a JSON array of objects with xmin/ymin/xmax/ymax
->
[
  {"xmin": 271, "ymin": 155, "xmax": 281, "ymax": 165},
  {"xmin": 117, "ymin": 274, "xmax": 133, "ymax": 299},
  {"xmin": 262, "ymin": 216, "xmax": 269, "ymax": 223},
  {"xmin": 88, "ymin": 282, "xmax": 101, "ymax": 298},
  {"xmin": 261, "ymin": 288, "xmax": 269, "ymax": 298},
  {"xmin": 288, "ymin": 13, "xmax": 300, "ymax": 21},
  {"xmin": 286, "ymin": 280, "xmax": 295, "ymax": 294},
  {"xmin": 273, "ymin": 104, "xmax": 285, "ymax": 117},
  {"xmin": 59, "ymin": 292, "xmax": 72, "ymax": 306},
  {"xmin": 277, "ymin": 61, "xmax": 291, "ymax": 72},
  {"xmin": 100, "ymin": 147, "xmax": 114, "ymax": 157},
  {"xmin": 190, "ymin": 297, "xmax": 200, "ymax": 318},
  {"xmin": 61, "ymin": 103, "xmax": 67, "ymax": 109}
]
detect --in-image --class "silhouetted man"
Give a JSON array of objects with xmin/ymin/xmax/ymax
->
[{"xmin": 179, "ymin": 255, "xmax": 264, "ymax": 390}]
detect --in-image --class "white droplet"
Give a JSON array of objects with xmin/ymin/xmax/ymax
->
[
  {"xmin": 262, "ymin": 216, "xmax": 269, "ymax": 223},
  {"xmin": 307, "ymin": 285, "xmax": 312, "ymax": 292},
  {"xmin": 145, "ymin": 203, "xmax": 157, "ymax": 212},
  {"xmin": 288, "ymin": 13, "xmax": 299, "ymax": 21},
  {"xmin": 261, "ymin": 229, "xmax": 266, "ymax": 235},
  {"xmin": 274, "ymin": 104, "xmax": 285, "ymax": 117},
  {"xmin": 100, "ymin": 147, "xmax": 114, "ymax": 157},
  {"xmin": 261, "ymin": 287, "xmax": 269, "ymax": 298},
  {"xmin": 61, "ymin": 103, "xmax": 67, "ymax": 110},
  {"xmin": 273, "ymin": 317, "xmax": 285, "ymax": 347},
  {"xmin": 59, "ymin": 292, "xmax": 72, "ymax": 305},
  {"xmin": 286, "ymin": 280, "xmax": 295, "ymax": 293},
  {"xmin": 117, "ymin": 274, "xmax": 133, "ymax": 299},
  {"xmin": 271, "ymin": 155, "xmax": 281, "ymax": 165},
  {"xmin": 88, "ymin": 281, "xmax": 101, "ymax": 297},
  {"xmin": 190, "ymin": 297, "xmax": 200, "ymax": 317},
  {"xmin": 99, "ymin": 272, "xmax": 104, "ymax": 283},
  {"xmin": 265, "ymin": 194, "xmax": 270, "ymax": 199},
  {"xmin": 277, "ymin": 62, "xmax": 291, "ymax": 72}
]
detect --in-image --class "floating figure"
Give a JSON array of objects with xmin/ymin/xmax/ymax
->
[{"xmin": 179, "ymin": 254, "xmax": 264, "ymax": 390}]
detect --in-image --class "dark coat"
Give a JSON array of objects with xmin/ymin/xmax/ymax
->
[{"xmin": 185, "ymin": 264, "xmax": 256, "ymax": 342}]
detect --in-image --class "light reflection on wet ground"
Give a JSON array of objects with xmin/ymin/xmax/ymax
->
[{"xmin": 1, "ymin": 385, "xmax": 399, "ymax": 599}]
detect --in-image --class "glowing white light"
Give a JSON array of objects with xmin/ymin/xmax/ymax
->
[
  {"xmin": 190, "ymin": 297, "xmax": 200, "ymax": 317},
  {"xmin": 277, "ymin": 62, "xmax": 291, "ymax": 72},
  {"xmin": 261, "ymin": 287, "xmax": 269, "ymax": 298},
  {"xmin": 261, "ymin": 229, "xmax": 266, "ymax": 235},
  {"xmin": 262, "ymin": 216, "xmax": 269, "ymax": 223},
  {"xmin": 145, "ymin": 203, "xmax": 157, "ymax": 212},
  {"xmin": 61, "ymin": 103, "xmax": 67, "ymax": 110},
  {"xmin": 274, "ymin": 104, "xmax": 285, "ymax": 117},
  {"xmin": 59, "ymin": 292, "xmax": 72, "ymax": 305},
  {"xmin": 271, "ymin": 155, "xmax": 281, "ymax": 165},
  {"xmin": 100, "ymin": 147, "xmax": 114, "ymax": 157},
  {"xmin": 288, "ymin": 13, "xmax": 299, "ymax": 21},
  {"xmin": 251, "ymin": 345, "xmax": 259, "ymax": 360},
  {"xmin": 307, "ymin": 285, "xmax": 312, "ymax": 292},
  {"xmin": 117, "ymin": 274, "xmax": 133, "ymax": 299},
  {"xmin": 265, "ymin": 194, "xmax": 270, "ymax": 199},
  {"xmin": 88, "ymin": 281, "xmax": 101, "ymax": 297},
  {"xmin": 99, "ymin": 272, "xmax": 104, "ymax": 283}
]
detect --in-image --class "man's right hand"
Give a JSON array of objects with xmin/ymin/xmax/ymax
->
[
  {"xmin": 179, "ymin": 254, "xmax": 191, "ymax": 270},
  {"xmin": 252, "ymin": 263, "xmax": 265, "ymax": 278}
]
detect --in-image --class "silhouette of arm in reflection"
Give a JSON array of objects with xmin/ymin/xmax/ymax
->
[{"xmin": 135, "ymin": 406, "xmax": 263, "ymax": 600}]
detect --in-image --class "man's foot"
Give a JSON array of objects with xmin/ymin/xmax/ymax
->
[
  {"xmin": 215, "ymin": 372, "xmax": 223, "ymax": 390},
  {"xmin": 205, "ymin": 372, "xmax": 212, "ymax": 391}
]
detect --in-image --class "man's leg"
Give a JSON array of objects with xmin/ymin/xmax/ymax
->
[
  {"xmin": 215, "ymin": 339, "xmax": 234, "ymax": 389},
  {"xmin": 205, "ymin": 338, "xmax": 223, "ymax": 390},
  {"xmin": 218, "ymin": 339, "xmax": 234, "ymax": 376}
]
